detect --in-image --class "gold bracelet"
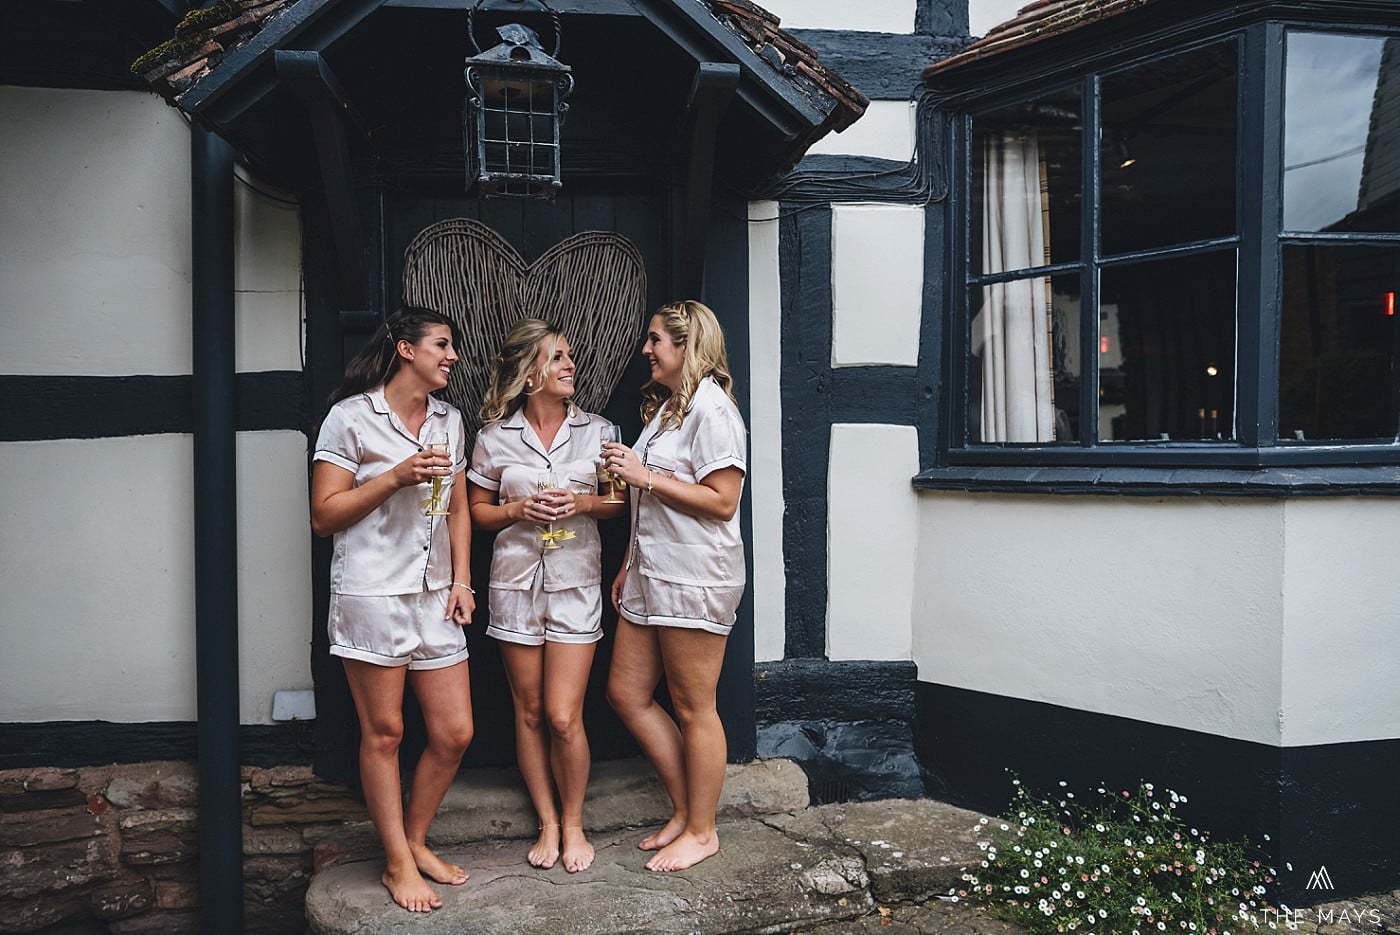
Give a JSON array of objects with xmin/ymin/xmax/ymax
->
[
  {"xmin": 646, "ymin": 471, "xmax": 656, "ymax": 493},
  {"xmin": 452, "ymin": 582, "xmax": 475, "ymax": 593}
]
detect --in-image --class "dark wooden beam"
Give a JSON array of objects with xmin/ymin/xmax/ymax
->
[
  {"xmin": 671, "ymin": 62, "xmax": 739, "ymax": 297},
  {"xmin": 275, "ymin": 49, "xmax": 372, "ymax": 315},
  {"xmin": 384, "ymin": 0, "xmax": 636, "ymax": 13}
]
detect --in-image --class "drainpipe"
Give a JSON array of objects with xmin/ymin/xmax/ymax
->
[{"xmin": 191, "ymin": 123, "xmax": 243, "ymax": 934}]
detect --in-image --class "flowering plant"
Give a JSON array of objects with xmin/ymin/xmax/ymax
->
[{"xmin": 956, "ymin": 778, "xmax": 1276, "ymax": 934}]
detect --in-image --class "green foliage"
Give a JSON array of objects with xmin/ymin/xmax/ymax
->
[
  {"xmin": 175, "ymin": 0, "xmax": 244, "ymax": 37},
  {"xmin": 956, "ymin": 779, "xmax": 1276, "ymax": 934}
]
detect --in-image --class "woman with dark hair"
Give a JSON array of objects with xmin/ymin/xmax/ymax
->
[
  {"xmin": 602, "ymin": 300, "xmax": 748, "ymax": 873},
  {"xmin": 310, "ymin": 306, "xmax": 476, "ymax": 913},
  {"xmin": 467, "ymin": 319, "xmax": 624, "ymax": 873}
]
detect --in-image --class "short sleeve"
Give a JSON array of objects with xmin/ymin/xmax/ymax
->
[
  {"xmin": 313, "ymin": 404, "xmax": 360, "ymax": 473},
  {"xmin": 690, "ymin": 403, "xmax": 748, "ymax": 482},
  {"xmin": 467, "ymin": 428, "xmax": 501, "ymax": 491}
]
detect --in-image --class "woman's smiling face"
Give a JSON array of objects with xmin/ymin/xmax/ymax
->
[
  {"xmin": 642, "ymin": 314, "xmax": 684, "ymax": 389},
  {"xmin": 533, "ymin": 334, "xmax": 577, "ymax": 400},
  {"xmin": 404, "ymin": 323, "xmax": 457, "ymax": 390}
]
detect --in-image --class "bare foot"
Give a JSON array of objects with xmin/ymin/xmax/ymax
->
[
  {"xmin": 380, "ymin": 864, "xmax": 441, "ymax": 912},
  {"xmin": 561, "ymin": 825, "xmax": 595, "ymax": 873},
  {"xmin": 528, "ymin": 823, "xmax": 560, "ymax": 869},
  {"xmin": 409, "ymin": 841, "xmax": 468, "ymax": 886},
  {"xmin": 645, "ymin": 829, "xmax": 720, "ymax": 872},
  {"xmin": 637, "ymin": 812, "xmax": 687, "ymax": 851}
]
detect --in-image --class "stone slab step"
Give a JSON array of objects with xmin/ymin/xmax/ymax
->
[
  {"xmin": 305, "ymin": 798, "xmax": 1028, "ymax": 935},
  {"xmin": 307, "ymin": 758, "xmax": 808, "ymax": 870}
]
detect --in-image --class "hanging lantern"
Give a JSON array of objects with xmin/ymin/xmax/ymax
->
[{"xmin": 463, "ymin": 0, "xmax": 573, "ymax": 199}]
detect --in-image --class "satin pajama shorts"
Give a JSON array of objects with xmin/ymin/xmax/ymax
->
[
  {"xmin": 487, "ymin": 571, "xmax": 603, "ymax": 646},
  {"xmin": 327, "ymin": 587, "xmax": 469, "ymax": 670}
]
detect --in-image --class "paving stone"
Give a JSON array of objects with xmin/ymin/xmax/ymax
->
[
  {"xmin": 306, "ymin": 822, "xmax": 870, "ymax": 935},
  {"xmin": 798, "ymin": 901, "xmax": 1029, "ymax": 934},
  {"xmin": 352, "ymin": 757, "xmax": 805, "ymax": 857},
  {"xmin": 765, "ymin": 799, "xmax": 989, "ymax": 904}
]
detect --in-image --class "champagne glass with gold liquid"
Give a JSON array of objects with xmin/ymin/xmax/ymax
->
[
  {"xmin": 599, "ymin": 424, "xmax": 627, "ymax": 504},
  {"xmin": 536, "ymin": 470, "xmax": 563, "ymax": 550},
  {"xmin": 422, "ymin": 434, "xmax": 451, "ymax": 516}
]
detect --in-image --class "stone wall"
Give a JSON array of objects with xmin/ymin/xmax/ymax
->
[{"xmin": 0, "ymin": 762, "xmax": 366, "ymax": 934}]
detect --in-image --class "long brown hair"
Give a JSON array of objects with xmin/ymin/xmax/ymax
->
[
  {"xmin": 641, "ymin": 300, "xmax": 736, "ymax": 431},
  {"xmin": 478, "ymin": 318, "xmax": 566, "ymax": 423},
  {"xmin": 327, "ymin": 306, "xmax": 461, "ymax": 408}
]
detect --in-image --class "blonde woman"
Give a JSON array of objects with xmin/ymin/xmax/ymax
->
[
  {"xmin": 601, "ymin": 300, "xmax": 747, "ymax": 872},
  {"xmin": 467, "ymin": 319, "xmax": 623, "ymax": 873}
]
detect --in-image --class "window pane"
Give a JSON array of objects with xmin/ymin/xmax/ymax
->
[
  {"xmin": 1099, "ymin": 251, "xmax": 1237, "ymax": 441},
  {"xmin": 972, "ymin": 87, "xmax": 1082, "ymax": 275},
  {"xmin": 968, "ymin": 275, "xmax": 1082, "ymax": 443},
  {"xmin": 1279, "ymin": 246, "xmax": 1400, "ymax": 441},
  {"xmin": 1101, "ymin": 43, "xmax": 1238, "ymax": 256},
  {"xmin": 1284, "ymin": 33, "xmax": 1400, "ymax": 233}
]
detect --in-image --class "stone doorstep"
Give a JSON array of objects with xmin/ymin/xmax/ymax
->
[
  {"xmin": 309, "ymin": 757, "xmax": 809, "ymax": 869},
  {"xmin": 304, "ymin": 798, "xmax": 1021, "ymax": 935}
]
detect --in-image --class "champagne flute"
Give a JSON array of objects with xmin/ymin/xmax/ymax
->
[
  {"xmin": 599, "ymin": 424, "xmax": 627, "ymax": 504},
  {"xmin": 423, "ymin": 433, "xmax": 451, "ymax": 516},
  {"xmin": 536, "ymin": 470, "xmax": 562, "ymax": 550}
]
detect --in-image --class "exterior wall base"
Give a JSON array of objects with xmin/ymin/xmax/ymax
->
[
  {"xmin": 756, "ymin": 660, "xmax": 924, "ymax": 803},
  {"xmin": 0, "ymin": 761, "xmax": 357, "ymax": 934},
  {"xmin": 914, "ymin": 681, "xmax": 1400, "ymax": 904}
]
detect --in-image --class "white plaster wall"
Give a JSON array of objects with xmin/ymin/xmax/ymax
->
[
  {"xmin": 234, "ymin": 169, "xmax": 303, "ymax": 373},
  {"xmin": 0, "ymin": 432, "xmax": 312, "ymax": 725},
  {"xmin": 756, "ymin": 0, "xmax": 916, "ymax": 33},
  {"xmin": 1280, "ymin": 498, "xmax": 1400, "ymax": 746},
  {"xmin": 748, "ymin": 201, "xmax": 786, "ymax": 662},
  {"xmin": 970, "ymin": 0, "xmax": 1028, "ymax": 38},
  {"xmin": 808, "ymin": 101, "xmax": 917, "ymax": 162},
  {"xmin": 0, "ymin": 87, "xmax": 192, "ymax": 375},
  {"xmin": 828, "ymin": 424, "xmax": 920, "ymax": 661},
  {"xmin": 830, "ymin": 203, "xmax": 925, "ymax": 367},
  {"xmin": 0, "ymin": 86, "xmax": 302, "ymax": 376},
  {"xmin": 912, "ymin": 494, "xmax": 1287, "ymax": 745}
]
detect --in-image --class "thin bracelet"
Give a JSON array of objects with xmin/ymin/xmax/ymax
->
[
  {"xmin": 452, "ymin": 582, "xmax": 475, "ymax": 593},
  {"xmin": 646, "ymin": 470, "xmax": 656, "ymax": 493}
]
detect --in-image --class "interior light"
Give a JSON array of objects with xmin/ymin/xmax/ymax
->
[
  {"xmin": 1387, "ymin": 292, "xmax": 1395, "ymax": 317},
  {"xmin": 1206, "ymin": 364, "xmax": 1219, "ymax": 377}
]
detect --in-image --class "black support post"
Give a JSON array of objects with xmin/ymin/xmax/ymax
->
[{"xmin": 191, "ymin": 123, "xmax": 243, "ymax": 935}]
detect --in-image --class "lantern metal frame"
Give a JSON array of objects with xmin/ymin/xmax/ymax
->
[{"xmin": 463, "ymin": 0, "xmax": 574, "ymax": 199}]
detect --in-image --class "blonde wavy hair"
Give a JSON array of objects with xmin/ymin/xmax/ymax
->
[
  {"xmin": 640, "ymin": 300, "xmax": 737, "ymax": 431},
  {"xmin": 479, "ymin": 318, "xmax": 566, "ymax": 423}
]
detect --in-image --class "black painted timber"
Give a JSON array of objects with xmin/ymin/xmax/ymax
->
[
  {"xmin": 913, "ymin": 464, "xmax": 1400, "ymax": 496},
  {"xmin": 788, "ymin": 31, "xmax": 964, "ymax": 100},
  {"xmin": 672, "ymin": 62, "xmax": 740, "ymax": 298},
  {"xmin": 191, "ymin": 124, "xmax": 242, "ymax": 935},
  {"xmin": 0, "ymin": 373, "xmax": 307, "ymax": 441},
  {"xmin": 0, "ymin": 722, "xmax": 315, "ymax": 771}
]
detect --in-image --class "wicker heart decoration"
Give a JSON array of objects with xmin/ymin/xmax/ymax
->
[{"xmin": 402, "ymin": 219, "xmax": 648, "ymax": 438}]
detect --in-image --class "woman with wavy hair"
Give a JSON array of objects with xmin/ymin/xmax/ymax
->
[
  {"xmin": 601, "ymin": 300, "xmax": 748, "ymax": 872},
  {"xmin": 467, "ymin": 319, "xmax": 623, "ymax": 872},
  {"xmin": 310, "ymin": 306, "xmax": 476, "ymax": 913}
]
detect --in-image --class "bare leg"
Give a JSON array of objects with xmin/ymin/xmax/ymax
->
[
  {"xmin": 403, "ymin": 661, "xmax": 474, "ymax": 886},
  {"xmin": 606, "ymin": 618, "xmax": 687, "ymax": 851},
  {"xmin": 342, "ymin": 660, "xmax": 440, "ymax": 912},
  {"xmin": 646, "ymin": 627, "xmax": 728, "ymax": 872},
  {"xmin": 499, "ymin": 642, "xmax": 560, "ymax": 869},
  {"xmin": 544, "ymin": 641, "xmax": 598, "ymax": 872}
]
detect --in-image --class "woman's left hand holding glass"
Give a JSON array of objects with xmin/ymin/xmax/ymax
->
[
  {"xmin": 602, "ymin": 442, "xmax": 648, "ymax": 488},
  {"xmin": 539, "ymin": 486, "xmax": 585, "ymax": 520}
]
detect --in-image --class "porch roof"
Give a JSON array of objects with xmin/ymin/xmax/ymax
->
[
  {"xmin": 923, "ymin": 0, "xmax": 1160, "ymax": 77},
  {"xmin": 134, "ymin": 0, "xmax": 866, "ymax": 145}
]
